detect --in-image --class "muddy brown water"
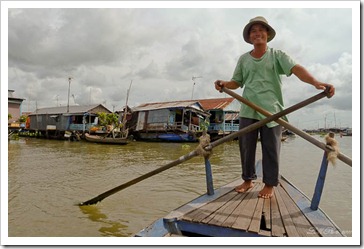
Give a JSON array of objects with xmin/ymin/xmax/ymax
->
[{"xmin": 7, "ymin": 135, "xmax": 352, "ymax": 239}]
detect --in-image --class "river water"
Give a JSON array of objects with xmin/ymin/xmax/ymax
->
[{"xmin": 6, "ymin": 134, "xmax": 353, "ymax": 242}]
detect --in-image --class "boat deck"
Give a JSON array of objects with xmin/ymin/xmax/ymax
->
[
  {"xmin": 136, "ymin": 177, "xmax": 344, "ymax": 237},
  {"xmin": 179, "ymin": 180, "xmax": 321, "ymax": 237}
]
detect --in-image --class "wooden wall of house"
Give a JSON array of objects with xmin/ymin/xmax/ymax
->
[
  {"xmin": 89, "ymin": 105, "xmax": 111, "ymax": 114},
  {"xmin": 28, "ymin": 114, "xmax": 71, "ymax": 131},
  {"xmin": 147, "ymin": 109, "xmax": 170, "ymax": 124},
  {"xmin": 8, "ymin": 102, "xmax": 22, "ymax": 123}
]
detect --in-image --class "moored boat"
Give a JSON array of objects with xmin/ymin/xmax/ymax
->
[
  {"xmin": 341, "ymin": 128, "xmax": 352, "ymax": 136},
  {"xmin": 84, "ymin": 133, "xmax": 128, "ymax": 145}
]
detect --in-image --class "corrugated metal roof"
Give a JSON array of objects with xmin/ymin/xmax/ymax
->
[
  {"xmin": 198, "ymin": 98, "xmax": 235, "ymax": 110},
  {"xmin": 29, "ymin": 104, "xmax": 111, "ymax": 115},
  {"xmin": 225, "ymin": 113, "xmax": 240, "ymax": 121},
  {"xmin": 132, "ymin": 100, "xmax": 205, "ymax": 112}
]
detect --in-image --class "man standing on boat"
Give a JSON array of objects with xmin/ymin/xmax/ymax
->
[{"xmin": 214, "ymin": 16, "xmax": 335, "ymax": 198}]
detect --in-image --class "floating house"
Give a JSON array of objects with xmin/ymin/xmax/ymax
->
[
  {"xmin": 27, "ymin": 104, "xmax": 111, "ymax": 139},
  {"xmin": 198, "ymin": 98, "xmax": 240, "ymax": 140},
  {"xmin": 129, "ymin": 100, "xmax": 210, "ymax": 142}
]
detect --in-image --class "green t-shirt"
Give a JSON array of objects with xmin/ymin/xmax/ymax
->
[{"xmin": 231, "ymin": 47, "xmax": 296, "ymax": 127}]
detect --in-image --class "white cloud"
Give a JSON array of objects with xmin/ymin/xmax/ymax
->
[{"xmin": 4, "ymin": 3, "xmax": 356, "ymax": 129}]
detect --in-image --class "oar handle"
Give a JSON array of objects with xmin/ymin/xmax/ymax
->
[{"xmin": 221, "ymin": 87, "xmax": 352, "ymax": 167}]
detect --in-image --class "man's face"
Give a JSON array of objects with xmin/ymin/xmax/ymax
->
[{"xmin": 249, "ymin": 24, "xmax": 269, "ymax": 45}]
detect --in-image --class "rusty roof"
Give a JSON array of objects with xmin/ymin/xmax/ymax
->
[
  {"xmin": 225, "ymin": 113, "xmax": 240, "ymax": 121},
  {"xmin": 132, "ymin": 100, "xmax": 205, "ymax": 112},
  {"xmin": 29, "ymin": 104, "xmax": 112, "ymax": 115},
  {"xmin": 198, "ymin": 98, "xmax": 235, "ymax": 110}
]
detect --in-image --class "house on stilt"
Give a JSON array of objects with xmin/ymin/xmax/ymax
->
[
  {"xmin": 128, "ymin": 100, "xmax": 210, "ymax": 142},
  {"xmin": 27, "ymin": 104, "xmax": 112, "ymax": 140},
  {"xmin": 198, "ymin": 98, "xmax": 240, "ymax": 141}
]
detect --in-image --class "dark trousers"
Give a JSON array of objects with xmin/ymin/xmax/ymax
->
[{"xmin": 238, "ymin": 117, "xmax": 281, "ymax": 186}]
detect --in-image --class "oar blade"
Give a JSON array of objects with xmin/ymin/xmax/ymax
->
[{"xmin": 78, "ymin": 197, "xmax": 102, "ymax": 206}]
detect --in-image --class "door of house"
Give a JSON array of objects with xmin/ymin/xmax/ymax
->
[{"xmin": 136, "ymin": 111, "xmax": 146, "ymax": 131}]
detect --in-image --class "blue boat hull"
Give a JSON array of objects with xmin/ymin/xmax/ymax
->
[{"xmin": 135, "ymin": 132, "xmax": 198, "ymax": 142}]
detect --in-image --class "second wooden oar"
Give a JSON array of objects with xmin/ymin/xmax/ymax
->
[
  {"xmin": 220, "ymin": 87, "xmax": 352, "ymax": 167},
  {"xmin": 79, "ymin": 90, "xmax": 328, "ymax": 206}
]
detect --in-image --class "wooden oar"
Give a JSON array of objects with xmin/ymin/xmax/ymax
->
[
  {"xmin": 220, "ymin": 87, "xmax": 352, "ymax": 167},
  {"xmin": 78, "ymin": 90, "xmax": 328, "ymax": 206},
  {"xmin": 78, "ymin": 114, "xmax": 279, "ymax": 206}
]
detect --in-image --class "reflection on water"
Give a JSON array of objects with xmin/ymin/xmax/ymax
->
[
  {"xmin": 79, "ymin": 205, "xmax": 129, "ymax": 237},
  {"xmin": 7, "ymin": 135, "xmax": 352, "ymax": 237}
]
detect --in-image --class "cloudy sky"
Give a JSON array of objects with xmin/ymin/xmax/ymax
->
[{"xmin": 3, "ymin": 1, "xmax": 359, "ymax": 130}]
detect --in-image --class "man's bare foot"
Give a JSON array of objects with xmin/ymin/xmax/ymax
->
[
  {"xmin": 234, "ymin": 180, "xmax": 253, "ymax": 193},
  {"xmin": 258, "ymin": 184, "xmax": 274, "ymax": 199}
]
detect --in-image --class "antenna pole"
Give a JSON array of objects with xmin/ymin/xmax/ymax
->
[
  {"xmin": 191, "ymin": 76, "xmax": 202, "ymax": 100},
  {"xmin": 67, "ymin": 77, "xmax": 72, "ymax": 113}
]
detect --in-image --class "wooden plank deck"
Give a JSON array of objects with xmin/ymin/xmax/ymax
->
[
  {"xmin": 136, "ymin": 176, "xmax": 344, "ymax": 237},
  {"xmin": 172, "ymin": 178, "xmax": 344, "ymax": 237}
]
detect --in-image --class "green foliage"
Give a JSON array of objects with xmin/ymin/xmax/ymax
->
[
  {"xmin": 106, "ymin": 113, "xmax": 119, "ymax": 126},
  {"xmin": 8, "ymin": 114, "xmax": 12, "ymax": 120},
  {"xmin": 97, "ymin": 112, "xmax": 108, "ymax": 126},
  {"xmin": 19, "ymin": 115, "xmax": 27, "ymax": 123},
  {"xmin": 200, "ymin": 118, "xmax": 210, "ymax": 132},
  {"xmin": 97, "ymin": 112, "xmax": 120, "ymax": 126}
]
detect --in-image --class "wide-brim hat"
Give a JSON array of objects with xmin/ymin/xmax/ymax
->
[{"xmin": 243, "ymin": 16, "xmax": 276, "ymax": 44}]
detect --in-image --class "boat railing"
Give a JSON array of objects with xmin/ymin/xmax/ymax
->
[
  {"xmin": 166, "ymin": 122, "xmax": 201, "ymax": 132},
  {"xmin": 166, "ymin": 122, "xmax": 185, "ymax": 131},
  {"xmin": 202, "ymin": 132, "xmax": 351, "ymax": 212},
  {"xmin": 208, "ymin": 123, "xmax": 222, "ymax": 131},
  {"xmin": 200, "ymin": 87, "xmax": 352, "ymax": 212},
  {"xmin": 223, "ymin": 123, "xmax": 239, "ymax": 132},
  {"xmin": 188, "ymin": 124, "xmax": 200, "ymax": 132},
  {"xmin": 209, "ymin": 123, "xmax": 239, "ymax": 132},
  {"xmin": 69, "ymin": 123, "xmax": 94, "ymax": 131}
]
